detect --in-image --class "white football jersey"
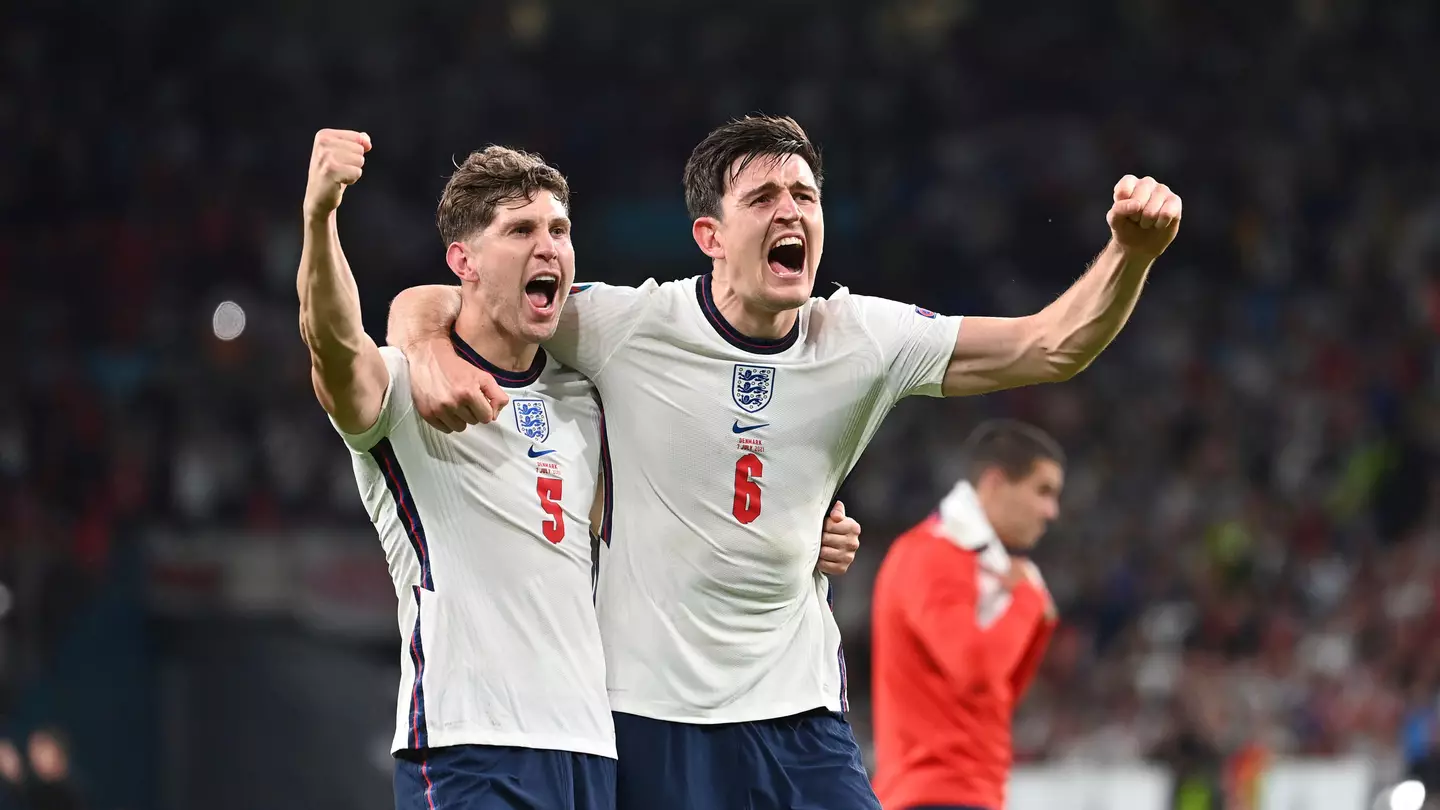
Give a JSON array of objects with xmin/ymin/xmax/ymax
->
[
  {"xmin": 546, "ymin": 275, "xmax": 961, "ymax": 723},
  {"xmin": 333, "ymin": 339, "xmax": 614, "ymax": 757}
]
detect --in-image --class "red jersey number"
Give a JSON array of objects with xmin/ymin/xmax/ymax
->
[
  {"xmin": 537, "ymin": 477, "xmax": 565, "ymax": 543},
  {"xmin": 732, "ymin": 454, "xmax": 763, "ymax": 524}
]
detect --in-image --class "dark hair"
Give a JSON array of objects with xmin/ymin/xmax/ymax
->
[
  {"xmin": 436, "ymin": 146, "xmax": 570, "ymax": 245},
  {"xmin": 962, "ymin": 419, "xmax": 1065, "ymax": 484},
  {"xmin": 682, "ymin": 115, "xmax": 823, "ymax": 221}
]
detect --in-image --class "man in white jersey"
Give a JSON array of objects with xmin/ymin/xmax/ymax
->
[
  {"xmin": 298, "ymin": 131, "xmax": 618, "ymax": 810},
  {"xmin": 387, "ymin": 115, "xmax": 1183, "ymax": 809}
]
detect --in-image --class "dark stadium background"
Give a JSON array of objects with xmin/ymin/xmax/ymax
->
[{"xmin": 4, "ymin": 0, "xmax": 1439, "ymax": 807}]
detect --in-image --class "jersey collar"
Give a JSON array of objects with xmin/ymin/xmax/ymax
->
[
  {"xmin": 449, "ymin": 330, "xmax": 546, "ymax": 388},
  {"xmin": 936, "ymin": 480, "xmax": 1013, "ymax": 571},
  {"xmin": 694, "ymin": 274, "xmax": 799, "ymax": 355}
]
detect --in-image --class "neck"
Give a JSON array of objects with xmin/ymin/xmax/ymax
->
[
  {"xmin": 709, "ymin": 270, "xmax": 798, "ymax": 339},
  {"xmin": 975, "ymin": 492, "xmax": 1013, "ymax": 548},
  {"xmin": 454, "ymin": 300, "xmax": 539, "ymax": 373}
]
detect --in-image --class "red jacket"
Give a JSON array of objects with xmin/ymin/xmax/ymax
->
[{"xmin": 871, "ymin": 515, "xmax": 1056, "ymax": 810}]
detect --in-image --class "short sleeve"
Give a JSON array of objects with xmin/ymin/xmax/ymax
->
[
  {"xmin": 544, "ymin": 281, "xmax": 655, "ymax": 377},
  {"xmin": 851, "ymin": 295, "xmax": 963, "ymax": 399},
  {"xmin": 330, "ymin": 346, "xmax": 414, "ymax": 452}
]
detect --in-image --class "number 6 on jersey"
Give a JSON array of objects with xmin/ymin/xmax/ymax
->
[{"xmin": 732, "ymin": 453, "xmax": 763, "ymax": 524}]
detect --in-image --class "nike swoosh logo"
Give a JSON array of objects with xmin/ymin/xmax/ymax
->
[
  {"xmin": 732, "ymin": 421, "xmax": 769, "ymax": 434},
  {"xmin": 527, "ymin": 447, "xmax": 556, "ymax": 458}
]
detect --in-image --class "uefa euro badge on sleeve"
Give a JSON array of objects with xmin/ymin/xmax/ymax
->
[
  {"xmin": 732, "ymin": 365, "xmax": 776, "ymax": 414},
  {"xmin": 513, "ymin": 399, "xmax": 551, "ymax": 443}
]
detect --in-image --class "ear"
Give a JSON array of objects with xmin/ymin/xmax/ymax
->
[
  {"xmin": 974, "ymin": 466, "xmax": 1008, "ymax": 498},
  {"xmin": 692, "ymin": 216, "xmax": 725, "ymax": 261},
  {"xmin": 446, "ymin": 242, "xmax": 477, "ymax": 282}
]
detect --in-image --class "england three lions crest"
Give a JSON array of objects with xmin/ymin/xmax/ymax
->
[
  {"xmin": 513, "ymin": 399, "xmax": 550, "ymax": 442},
  {"xmin": 732, "ymin": 365, "xmax": 776, "ymax": 413}
]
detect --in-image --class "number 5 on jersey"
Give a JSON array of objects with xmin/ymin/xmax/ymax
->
[
  {"xmin": 537, "ymin": 477, "xmax": 565, "ymax": 543},
  {"xmin": 733, "ymin": 453, "xmax": 763, "ymax": 524}
]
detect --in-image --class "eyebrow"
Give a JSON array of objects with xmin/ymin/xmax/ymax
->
[
  {"xmin": 507, "ymin": 215, "xmax": 571, "ymax": 230},
  {"xmin": 740, "ymin": 180, "xmax": 820, "ymax": 203}
]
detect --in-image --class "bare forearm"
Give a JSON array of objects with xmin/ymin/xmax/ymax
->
[
  {"xmin": 1034, "ymin": 239, "xmax": 1152, "ymax": 379},
  {"xmin": 297, "ymin": 212, "xmax": 369, "ymax": 373},
  {"xmin": 945, "ymin": 177, "xmax": 1177, "ymax": 396},
  {"xmin": 943, "ymin": 242, "xmax": 1152, "ymax": 396},
  {"xmin": 387, "ymin": 285, "xmax": 462, "ymax": 349}
]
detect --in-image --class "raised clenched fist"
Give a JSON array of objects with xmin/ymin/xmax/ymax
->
[
  {"xmin": 304, "ymin": 129, "xmax": 372, "ymax": 219},
  {"xmin": 1107, "ymin": 174, "xmax": 1182, "ymax": 260}
]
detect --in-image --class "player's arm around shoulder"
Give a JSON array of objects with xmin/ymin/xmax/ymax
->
[
  {"xmin": 380, "ymin": 280, "xmax": 655, "ymax": 434},
  {"xmin": 385, "ymin": 283, "xmax": 512, "ymax": 434},
  {"xmin": 386, "ymin": 283, "xmax": 463, "ymax": 351},
  {"xmin": 296, "ymin": 128, "xmax": 390, "ymax": 436},
  {"xmin": 941, "ymin": 175, "xmax": 1182, "ymax": 397}
]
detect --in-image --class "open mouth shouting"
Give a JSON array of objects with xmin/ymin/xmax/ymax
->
[
  {"xmin": 524, "ymin": 271, "xmax": 561, "ymax": 316},
  {"xmin": 766, "ymin": 234, "xmax": 806, "ymax": 278}
]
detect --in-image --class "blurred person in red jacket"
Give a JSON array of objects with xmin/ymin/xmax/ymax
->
[{"xmin": 871, "ymin": 419, "xmax": 1064, "ymax": 810}]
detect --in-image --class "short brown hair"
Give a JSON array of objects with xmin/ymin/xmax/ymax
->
[
  {"xmin": 682, "ymin": 115, "xmax": 823, "ymax": 221},
  {"xmin": 962, "ymin": 419, "xmax": 1066, "ymax": 484},
  {"xmin": 436, "ymin": 146, "xmax": 570, "ymax": 245}
]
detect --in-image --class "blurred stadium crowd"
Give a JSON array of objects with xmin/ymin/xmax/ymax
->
[{"xmin": 3, "ymin": 0, "xmax": 1439, "ymax": 806}]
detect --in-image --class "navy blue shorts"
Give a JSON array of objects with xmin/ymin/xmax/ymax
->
[
  {"xmin": 613, "ymin": 709, "xmax": 880, "ymax": 810},
  {"xmin": 393, "ymin": 744, "xmax": 616, "ymax": 810}
]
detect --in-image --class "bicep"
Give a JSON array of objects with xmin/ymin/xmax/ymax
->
[
  {"xmin": 313, "ymin": 335, "xmax": 390, "ymax": 435},
  {"xmin": 941, "ymin": 314, "xmax": 1057, "ymax": 397}
]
